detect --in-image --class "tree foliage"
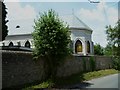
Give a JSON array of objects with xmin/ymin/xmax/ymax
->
[
  {"xmin": 94, "ymin": 43, "xmax": 104, "ymax": 55},
  {"xmin": 32, "ymin": 9, "xmax": 71, "ymax": 79},
  {"xmin": 0, "ymin": 1, "xmax": 8, "ymax": 41},
  {"xmin": 104, "ymin": 44, "xmax": 113, "ymax": 56},
  {"xmin": 106, "ymin": 20, "xmax": 120, "ymax": 70}
]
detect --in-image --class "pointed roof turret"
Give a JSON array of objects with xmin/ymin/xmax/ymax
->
[{"xmin": 60, "ymin": 14, "xmax": 92, "ymax": 32}]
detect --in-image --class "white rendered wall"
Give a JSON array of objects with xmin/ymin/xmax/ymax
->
[
  {"xmin": 0, "ymin": 37, "xmax": 33, "ymax": 48},
  {"xmin": 70, "ymin": 29, "xmax": 93, "ymax": 55}
]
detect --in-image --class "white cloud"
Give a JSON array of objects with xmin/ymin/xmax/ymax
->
[
  {"xmin": 107, "ymin": 7, "xmax": 118, "ymax": 26},
  {"xmin": 6, "ymin": 2, "xmax": 36, "ymax": 20},
  {"xmin": 5, "ymin": 1, "xmax": 37, "ymax": 35},
  {"xmin": 79, "ymin": 8, "xmax": 105, "ymax": 22},
  {"xmin": 79, "ymin": 2, "xmax": 118, "ymax": 24}
]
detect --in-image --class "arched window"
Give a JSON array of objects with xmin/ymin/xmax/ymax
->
[
  {"xmin": 87, "ymin": 41, "xmax": 90, "ymax": 53},
  {"xmin": 25, "ymin": 41, "xmax": 31, "ymax": 48},
  {"xmin": 75, "ymin": 40, "xmax": 82, "ymax": 53},
  {"xmin": 9, "ymin": 42, "xmax": 14, "ymax": 47}
]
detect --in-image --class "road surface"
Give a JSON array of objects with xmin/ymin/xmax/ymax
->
[
  {"xmin": 68, "ymin": 73, "xmax": 119, "ymax": 89},
  {"xmin": 85, "ymin": 73, "xmax": 119, "ymax": 88}
]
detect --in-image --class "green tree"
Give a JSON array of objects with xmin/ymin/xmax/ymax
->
[
  {"xmin": 32, "ymin": 9, "xmax": 71, "ymax": 80},
  {"xmin": 104, "ymin": 44, "xmax": 113, "ymax": 56},
  {"xmin": 106, "ymin": 20, "xmax": 120, "ymax": 70},
  {"xmin": 94, "ymin": 43, "xmax": 104, "ymax": 55},
  {"xmin": 0, "ymin": 1, "xmax": 8, "ymax": 41}
]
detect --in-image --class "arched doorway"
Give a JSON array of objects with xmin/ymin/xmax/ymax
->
[
  {"xmin": 9, "ymin": 42, "xmax": 14, "ymax": 47},
  {"xmin": 25, "ymin": 41, "xmax": 31, "ymax": 48},
  {"xmin": 87, "ymin": 41, "xmax": 90, "ymax": 53},
  {"xmin": 75, "ymin": 40, "xmax": 82, "ymax": 53}
]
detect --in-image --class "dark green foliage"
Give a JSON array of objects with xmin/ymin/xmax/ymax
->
[
  {"xmin": 104, "ymin": 44, "xmax": 113, "ymax": 56},
  {"xmin": 94, "ymin": 43, "xmax": 104, "ymax": 55},
  {"xmin": 0, "ymin": 1, "xmax": 8, "ymax": 41},
  {"xmin": 89, "ymin": 57, "xmax": 96, "ymax": 71},
  {"xmin": 69, "ymin": 40, "xmax": 74, "ymax": 54},
  {"xmin": 106, "ymin": 20, "xmax": 120, "ymax": 70},
  {"xmin": 32, "ymin": 9, "xmax": 71, "ymax": 79},
  {"xmin": 112, "ymin": 57, "xmax": 120, "ymax": 70}
]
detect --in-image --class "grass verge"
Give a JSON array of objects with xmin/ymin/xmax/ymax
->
[{"xmin": 22, "ymin": 69, "xmax": 118, "ymax": 89}]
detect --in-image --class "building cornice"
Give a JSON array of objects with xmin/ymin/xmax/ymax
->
[{"xmin": 69, "ymin": 27, "xmax": 93, "ymax": 33}]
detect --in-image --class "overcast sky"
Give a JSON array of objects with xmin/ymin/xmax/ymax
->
[{"xmin": 4, "ymin": 0, "xmax": 119, "ymax": 47}]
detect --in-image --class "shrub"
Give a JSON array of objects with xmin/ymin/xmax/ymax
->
[{"xmin": 112, "ymin": 56, "xmax": 120, "ymax": 70}]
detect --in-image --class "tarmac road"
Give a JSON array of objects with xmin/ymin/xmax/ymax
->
[
  {"xmin": 67, "ymin": 73, "xmax": 119, "ymax": 89},
  {"xmin": 85, "ymin": 73, "xmax": 119, "ymax": 88}
]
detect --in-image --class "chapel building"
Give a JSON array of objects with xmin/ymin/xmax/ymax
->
[{"xmin": 0, "ymin": 14, "xmax": 94, "ymax": 55}]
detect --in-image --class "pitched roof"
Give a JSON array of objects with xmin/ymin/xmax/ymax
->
[
  {"xmin": 60, "ymin": 14, "xmax": 92, "ymax": 31},
  {"xmin": 5, "ymin": 34, "xmax": 32, "ymax": 40}
]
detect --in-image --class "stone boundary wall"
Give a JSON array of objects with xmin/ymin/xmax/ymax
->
[
  {"xmin": 2, "ymin": 50, "xmax": 45, "ymax": 88},
  {"xmin": 57, "ymin": 55, "xmax": 112, "ymax": 77},
  {"xmin": 1, "ymin": 50, "xmax": 113, "ymax": 88}
]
